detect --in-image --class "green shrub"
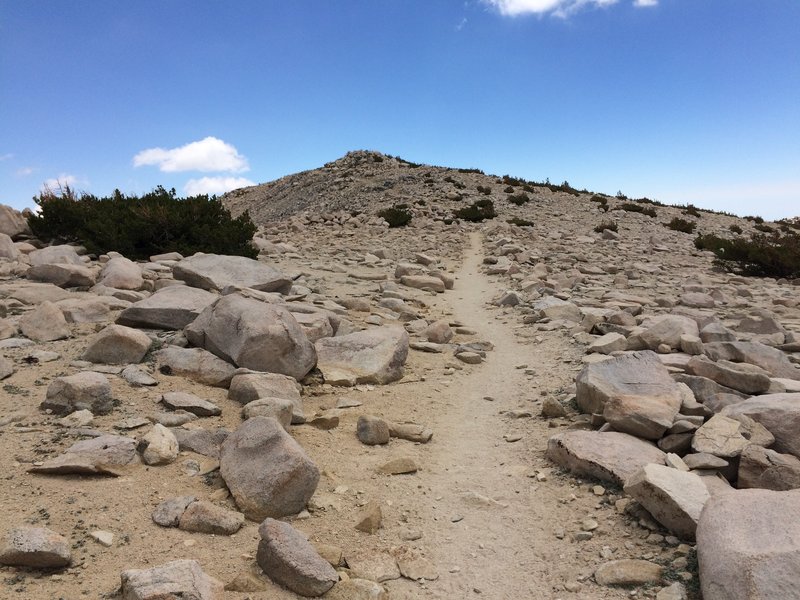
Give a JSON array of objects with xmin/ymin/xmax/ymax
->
[
  {"xmin": 729, "ymin": 224, "xmax": 743, "ymax": 234},
  {"xmin": 503, "ymin": 186, "xmax": 515, "ymax": 193},
  {"xmin": 590, "ymin": 195, "xmax": 609, "ymax": 212},
  {"xmin": 458, "ymin": 167, "xmax": 484, "ymax": 174},
  {"xmin": 454, "ymin": 199, "xmax": 497, "ymax": 222},
  {"xmin": 682, "ymin": 204, "xmax": 701, "ymax": 218},
  {"xmin": 694, "ymin": 230, "xmax": 800, "ymax": 278},
  {"xmin": 377, "ymin": 206, "xmax": 412, "ymax": 228},
  {"xmin": 620, "ymin": 202, "xmax": 657, "ymax": 218},
  {"xmin": 476, "ymin": 185, "xmax": 492, "ymax": 195},
  {"xmin": 666, "ymin": 217, "xmax": 697, "ymax": 234},
  {"xmin": 594, "ymin": 220, "xmax": 618, "ymax": 233},
  {"xmin": 28, "ymin": 185, "xmax": 257, "ymax": 260},
  {"xmin": 754, "ymin": 223, "xmax": 774, "ymax": 233},
  {"xmin": 744, "ymin": 215, "xmax": 764, "ymax": 223},
  {"xmin": 507, "ymin": 192, "xmax": 530, "ymax": 206},
  {"xmin": 507, "ymin": 217, "xmax": 534, "ymax": 227}
]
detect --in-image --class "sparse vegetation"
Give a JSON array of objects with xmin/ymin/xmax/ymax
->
[
  {"xmin": 507, "ymin": 217, "xmax": 534, "ymax": 227},
  {"xmin": 377, "ymin": 206, "xmax": 412, "ymax": 228},
  {"xmin": 729, "ymin": 224, "xmax": 743, "ymax": 234},
  {"xmin": 28, "ymin": 184, "xmax": 258, "ymax": 260},
  {"xmin": 590, "ymin": 195, "xmax": 609, "ymax": 212},
  {"xmin": 754, "ymin": 223, "xmax": 774, "ymax": 233},
  {"xmin": 666, "ymin": 217, "xmax": 697, "ymax": 234},
  {"xmin": 619, "ymin": 202, "xmax": 658, "ymax": 218},
  {"xmin": 594, "ymin": 220, "xmax": 618, "ymax": 233},
  {"xmin": 507, "ymin": 192, "xmax": 530, "ymax": 206},
  {"xmin": 454, "ymin": 198, "xmax": 497, "ymax": 222},
  {"xmin": 695, "ymin": 230, "xmax": 800, "ymax": 278},
  {"xmin": 682, "ymin": 204, "xmax": 701, "ymax": 218},
  {"xmin": 476, "ymin": 185, "xmax": 492, "ymax": 195}
]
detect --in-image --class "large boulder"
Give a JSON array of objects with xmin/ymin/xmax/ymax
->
[
  {"xmin": 546, "ymin": 430, "xmax": 666, "ymax": 486},
  {"xmin": 256, "ymin": 518, "xmax": 337, "ymax": 596},
  {"xmin": 26, "ymin": 263, "xmax": 96, "ymax": 288},
  {"xmin": 722, "ymin": 394, "xmax": 800, "ymax": 458},
  {"xmin": 154, "ymin": 346, "xmax": 235, "ymax": 388},
  {"xmin": 117, "ymin": 285, "xmax": 218, "ymax": 330},
  {"xmin": 0, "ymin": 204, "xmax": 30, "ymax": 239},
  {"xmin": 738, "ymin": 445, "xmax": 800, "ymax": 491},
  {"xmin": 228, "ymin": 371, "xmax": 304, "ymax": 423},
  {"xmin": 624, "ymin": 464, "xmax": 711, "ymax": 541},
  {"xmin": 704, "ymin": 341, "xmax": 800, "ymax": 380},
  {"xmin": 40, "ymin": 371, "xmax": 114, "ymax": 415},
  {"xmin": 186, "ymin": 294, "xmax": 316, "ymax": 380},
  {"xmin": 28, "ymin": 245, "xmax": 83, "ymax": 266},
  {"xmin": 314, "ymin": 326, "xmax": 409, "ymax": 386},
  {"xmin": 120, "ymin": 559, "xmax": 223, "ymax": 600},
  {"xmin": 687, "ymin": 355, "xmax": 772, "ymax": 394},
  {"xmin": 98, "ymin": 256, "xmax": 144, "ymax": 290},
  {"xmin": 173, "ymin": 253, "xmax": 292, "ymax": 294},
  {"xmin": 18, "ymin": 301, "xmax": 70, "ymax": 341},
  {"xmin": 81, "ymin": 324, "xmax": 152, "ymax": 364},
  {"xmin": 697, "ymin": 488, "xmax": 800, "ymax": 600},
  {"xmin": 0, "ymin": 233, "xmax": 20, "ymax": 260},
  {"xmin": 575, "ymin": 351, "xmax": 682, "ymax": 439},
  {"xmin": 640, "ymin": 315, "xmax": 700, "ymax": 351},
  {"xmin": 219, "ymin": 417, "xmax": 319, "ymax": 520}
]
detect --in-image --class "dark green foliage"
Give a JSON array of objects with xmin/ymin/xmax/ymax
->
[
  {"xmin": 377, "ymin": 206, "xmax": 412, "ymax": 228},
  {"xmin": 503, "ymin": 186, "xmax": 515, "ymax": 193},
  {"xmin": 744, "ymin": 215, "xmax": 764, "ymax": 223},
  {"xmin": 666, "ymin": 217, "xmax": 697, "ymax": 234},
  {"xmin": 729, "ymin": 224, "xmax": 743, "ymax": 234},
  {"xmin": 590, "ymin": 195, "xmax": 609, "ymax": 212},
  {"xmin": 454, "ymin": 199, "xmax": 497, "ymax": 222},
  {"xmin": 507, "ymin": 192, "xmax": 530, "ymax": 206},
  {"xmin": 616, "ymin": 191, "xmax": 628, "ymax": 199},
  {"xmin": 476, "ymin": 185, "xmax": 492, "ymax": 195},
  {"xmin": 507, "ymin": 217, "xmax": 534, "ymax": 227},
  {"xmin": 695, "ymin": 230, "xmax": 800, "ymax": 278},
  {"xmin": 594, "ymin": 220, "xmax": 618, "ymax": 233},
  {"xmin": 373, "ymin": 155, "xmax": 384, "ymax": 162},
  {"xmin": 682, "ymin": 204, "xmax": 701, "ymax": 218},
  {"xmin": 754, "ymin": 223, "xmax": 774, "ymax": 233},
  {"xmin": 620, "ymin": 202, "xmax": 657, "ymax": 218},
  {"xmin": 28, "ymin": 186, "xmax": 257, "ymax": 260},
  {"xmin": 457, "ymin": 167, "xmax": 485, "ymax": 174}
]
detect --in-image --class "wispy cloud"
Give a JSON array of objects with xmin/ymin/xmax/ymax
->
[
  {"xmin": 484, "ymin": 0, "xmax": 652, "ymax": 17},
  {"xmin": 0, "ymin": 153, "xmax": 14, "ymax": 162},
  {"xmin": 184, "ymin": 176, "xmax": 255, "ymax": 197},
  {"xmin": 41, "ymin": 173, "xmax": 87, "ymax": 192},
  {"xmin": 456, "ymin": 17, "xmax": 468, "ymax": 30},
  {"xmin": 133, "ymin": 136, "xmax": 249, "ymax": 173},
  {"xmin": 16, "ymin": 167, "xmax": 36, "ymax": 177}
]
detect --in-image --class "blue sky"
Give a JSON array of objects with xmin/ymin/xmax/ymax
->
[{"xmin": 1, "ymin": 1, "xmax": 798, "ymax": 219}]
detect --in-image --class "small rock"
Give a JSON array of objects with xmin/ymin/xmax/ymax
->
[
  {"xmin": 357, "ymin": 415, "xmax": 390, "ymax": 445},
  {"xmin": 355, "ymin": 501, "xmax": 383, "ymax": 533},
  {"xmin": 594, "ymin": 559, "xmax": 662, "ymax": 586},
  {"xmin": 0, "ymin": 526, "xmax": 71, "ymax": 568},
  {"xmin": 378, "ymin": 457, "xmax": 418, "ymax": 475}
]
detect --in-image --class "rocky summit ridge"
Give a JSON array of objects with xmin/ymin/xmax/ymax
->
[{"xmin": 0, "ymin": 152, "xmax": 799, "ymax": 599}]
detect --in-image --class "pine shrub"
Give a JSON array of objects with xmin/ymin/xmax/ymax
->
[
  {"xmin": 694, "ymin": 230, "xmax": 800, "ymax": 278},
  {"xmin": 666, "ymin": 217, "xmax": 697, "ymax": 234},
  {"xmin": 454, "ymin": 199, "xmax": 497, "ymax": 222},
  {"xmin": 377, "ymin": 206, "xmax": 412, "ymax": 228}
]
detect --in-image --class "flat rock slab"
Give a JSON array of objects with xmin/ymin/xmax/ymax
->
[
  {"xmin": 155, "ymin": 346, "xmax": 235, "ymax": 388},
  {"xmin": 220, "ymin": 417, "xmax": 319, "ymax": 520},
  {"xmin": 117, "ymin": 286, "xmax": 218, "ymax": 330},
  {"xmin": 704, "ymin": 341, "xmax": 800, "ymax": 380},
  {"xmin": 0, "ymin": 526, "xmax": 71, "ymax": 568},
  {"xmin": 315, "ymin": 326, "xmax": 409, "ymax": 386},
  {"xmin": 687, "ymin": 355, "xmax": 771, "ymax": 394},
  {"xmin": 697, "ymin": 488, "xmax": 800, "ymax": 600},
  {"xmin": 172, "ymin": 428, "xmax": 229, "ymax": 458},
  {"xmin": 185, "ymin": 293, "xmax": 316, "ymax": 380},
  {"xmin": 160, "ymin": 391, "xmax": 221, "ymax": 417},
  {"xmin": 738, "ymin": 445, "xmax": 800, "ymax": 491},
  {"xmin": 30, "ymin": 434, "xmax": 138, "ymax": 476},
  {"xmin": 178, "ymin": 500, "xmax": 244, "ymax": 535},
  {"xmin": 120, "ymin": 559, "xmax": 223, "ymax": 600},
  {"xmin": 257, "ymin": 518, "xmax": 337, "ymax": 597},
  {"xmin": 691, "ymin": 414, "xmax": 749, "ymax": 458},
  {"xmin": 595, "ymin": 559, "xmax": 663, "ymax": 586},
  {"xmin": 546, "ymin": 430, "xmax": 666, "ymax": 486},
  {"xmin": 576, "ymin": 350, "xmax": 682, "ymax": 439},
  {"xmin": 173, "ymin": 253, "xmax": 292, "ymax": 294},
  {"xmin": 624, "ymin": 463, "xmax": 710, "ymax": 541}
]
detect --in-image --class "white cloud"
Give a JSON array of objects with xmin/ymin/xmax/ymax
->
[
  {"xmin": 184, "ymin": 176, "xmax": 255, "ymax": 196},
  {"xmin": 485, "ymin": 0, "xmax": 651, "ymax": 17},
  {"xmin": 456, "ymin": 16, "xmax": 468, "ymax": 30},
  {"xmin": 0, "ymin": 153, "xmax": 13, "ymax": 162},
  {"xmin": 16, "ymin": 167, "xmax": 36, "ymax": 177},
  {"xmin": 42, "ymin": 173, "xmax": 84, "ymax": 192},
  {"xmin": 133, "ymin": 136, "xmax": 249, "ymax": 173}
]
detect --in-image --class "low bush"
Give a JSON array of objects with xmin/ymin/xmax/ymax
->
[
  {"xmin": 754, "ymin": 223, "xmax": 774, "ymax": 233},
  {"xmin": 28, "ymin": 185, "xmax": 257, "ymax": 259},
  {"xmin": 729, "ymin": 224, "xmax": 743, "ymax": 234},
  {"xmin": 590, "ymin": 195, "xmax": 609, "ymax": 212},
  {"xmin": 620, "ymin": 202, "xmax": 657, "ymax": 218},
  {"xmin": 507, "ymin": 192, "xmax": 530, "ymax": 205},
  {"xmin": 377, "ymin": 206, "xmax": 412, "ymax": 228},
  {"xmin": 503, "ymin": 185, "xmax": 515, "ymax": 193},
  {"xmin": 666, "ymin": 217, "xmax": 697, "ymax": 234},
  {"xmin": 682, "ymin": 204, "xmax": 701, "ymax": 218},
  {"xmin": 694, "ymin": 230, "xmax": 800, "ymax": 278},
  {"xmin": 454, "ymin": 199, "xmax": 497, "ymax": 222},
  {"xmin": 507, "ymin": 217, "xmax": 534, "ymax": 227},
  {"xmin": 476, "ymin": 185, "xmax": 492, "ymax": 195},
  {"xmin": 594, "ymin": 220, "xmax": 618, "ymax": 233}
]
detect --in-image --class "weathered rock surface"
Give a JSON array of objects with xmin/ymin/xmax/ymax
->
[
  {"xmin": 687, "ymin": 355, "xmax": 772, "ymax": 394},
  {"xmin": 722, "ymin": 393, "xmax": 800, "ymax": 458},
  {"xmin": 173, "ymin": 253, "xmax": 292, "ymax": 293},
  {"xmin": 141, "ymin": 423, "xmax": 179, "ymax": 465},
  {"xmin": 220, "ymin": 417, "xmax": 319, "ymax": 520},
  {"xmin": 120, "ymin": 559, "xmax": 223, "ymax": 600},
  {"xmin": 155, "ymin": 346, "xmax": 236, "ymax": 387},
  {"xmin": 228, "ymin": 371, "xmax": 303, "ymax": 423},
  {"xmin": 546, "ymin": 430, "xmax": 666, "ymax": 485},
  {"xmin": 41, "ymin": 371, "xmax": 114, "ymax": 415},
  {"xmin": 81, "ymin": 324, "xmax": 152, "ymax": 364},
  {"xmin": 178, "ymin": 501, "xmax": 244, "ymax": 535},
  {"xmin": 704, "ymin": 341, "xmax": 800, "ymax": 380},
  {"xmin": 99, "ymin": 256, "xmax": 144, "ymax": 290},
  {"xmin": 575, "ymin": 351, "xmax": 682, "ymax": 439},
  {"xmin": 315, "ymin": 326, "xmax": 408, "ymax": 386},
  {"xmin": 185, "ymin": 294, "xmax": 316, "ymax": 380},
  {"xmin": 697, "ymin": 489, "xmax": 800, "ymax": 600},
  {"xmin": 160, "ymin": 391, "xmax": 221, "ymax": 417},
  {"xmin": 117, "ymin": 285, "xmax": 218, "ymax": 330},
  {"xmin": 29, "ymin": 434, "xmax": 137, "ymax": 476},
  {"xmin": 738, "ymin": 444, "xmax": 800, "ymax": 491},
  {"xmin": 0, "ymin": 526, "xmax": 71, "ymax": 568},
  {"xmin": 594, "ymin": 559, "xmax": 663, "ymax": 586},
  {"xmin": 19, "ymin": 301, "xmax": 70, "ymax": 341},
  {"xmin": 691, "ymin": 414, "xmax": 750, "ymax": 458},
  {"xmin": 256, "ymin": 518, "xmax": 338, "ymax": 597},
  {"xmin": 624, "ymin": 463, "xmax": 710, "ymax": 540}
]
